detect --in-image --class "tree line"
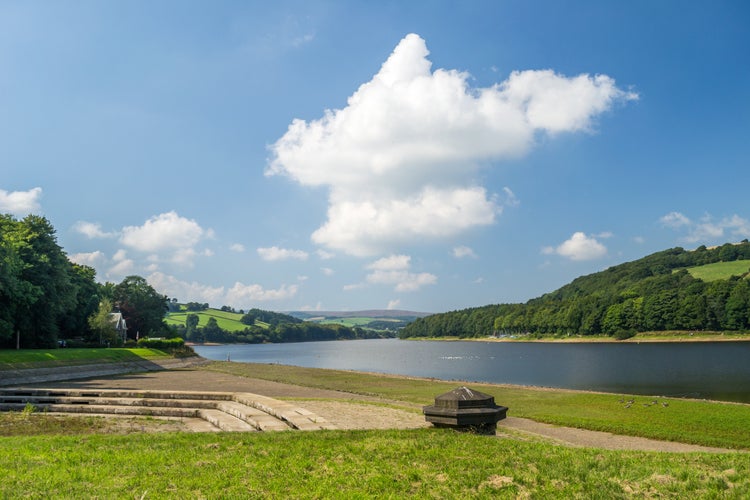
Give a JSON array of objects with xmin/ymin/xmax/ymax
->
[
  {"xmin": 1, "ymin": 214, "xmax": 170, "ymax": 348},
  {"xmin": 400, "ymin": 242, "xmax": 750, "ymax": 340}
]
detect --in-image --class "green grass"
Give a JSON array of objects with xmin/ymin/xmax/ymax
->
[
  {"xmin": 685, "ymin": 260, "xmax": 750, "ymax": 281},
  {"xmin": 204, "ymin": 362, "xmax": 750, "ymax": 450},
  {"xmin": 0, "ymin": 348, "xmax": 169, "ymax": 371},
  {"xmin": 1, "ymin": 429, "xmax": 748, "ymax": 498},
  {"xmin": 165, "ymin": 309, "xmax": 253, "ymax": 332}
]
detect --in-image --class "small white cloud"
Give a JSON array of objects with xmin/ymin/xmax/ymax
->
[
  {"xmin": 544, "ymin": 232, "xmax": 608, "ymax": 261},
  {"xmin": 257, "ymin": 246, "xmax": 309, "ymax": 261},
  {"xmin": 73, "ymin": 221, "xmax": 117, "ymax": 239},
  {"xmin": 229, "ymin": 243, "xmax": 246, "ymax": 252},
  {"xmin": 317, "ymin": 249, "xmax": 335, "ymax": 260},
  {"xmin": 660, "ymin": 211, "xmax": 691, "ymax": 228},
  {"xmin": 367, "ymin": 254, "xmax": 411, "ymax": 271},
  {"xmin": 387, "ymin": 299, "xmax": 401, "ymax": 310},
  {"xmin": 147, "ymin": 272, "xmax": 226, "ymax": 305},
  {"xmin": 68, "ymin": 251, "xmax": 106, "ymax": 267},
  {"xmin": 226, "ymin": 282, "xmax": 299, "ymax": 304},
  {"xmin": 365, "ymin": 254, "xmax": 437, "ymax": 292},
  {"xmin": 502, "ymin": 187, "xmax": 520, "ymax": 208},
  {"xmin": 343, "ymin": 283, "xmax": 366, "ymax": 291},
  {"xmin": 113, "ymin": 249, "xmax": 128, "ymax": 262},
  {"xmin": 297, "ymin": 275, "xmax": 309, "ymax": 282},
  {"xmin": 321, "ymin": 267, "xmax": 334, "ymax": 276},
  {"xmin": 121, "ymin": 212, "xmax": 207, "ymax": 254},
  {"xmin": 633, "ymin": 236, "xmax": 645, "ymax": 244},
  {"xmin": 267, "ymin": 33, "xmax": 636, "ymax": 256},
  {"xmin": 453, "ymin": 245, "xmax": 477, "ymax": 259},
  {"xmin": 473, "ymin": 277, "xmax": 484, "ymax": 284},
  {"xmin": 660, "ymin": 212, "xmax": 750, "ymax": 243},
  {"xmin": 0, "ymin": 187, "xmax": 42, "ymax": 215},
  {"xmin": 108, "ymin": 257, "xmax": 135, "ymax": 278}
]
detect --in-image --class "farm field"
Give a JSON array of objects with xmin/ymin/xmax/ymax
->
[
  {"xmin": 165, "ymin": 309, "xmax": 269, "ymax": 332},
  {"xmin": 685, "ymin": 260, "xmax": 750, "ymax": 281}
]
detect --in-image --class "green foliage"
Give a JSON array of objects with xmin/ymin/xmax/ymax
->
[
  {"xmin": 402, "ymin": 243, "xmax": 750, "ymax": 339},
  {"xmin": 112, "ymin": 276, "xmax": 169, "ymax": 339},
  {"xmin": 0, "ymin": 214, "xmax": 100, "ymax": 348},
  {"xmin": 136, "ymin": 337, "xmax": 184, "ymax": 349},
  {"xmin": 87, "ymin": 299, "xmax": 120, "ymax": 346}
]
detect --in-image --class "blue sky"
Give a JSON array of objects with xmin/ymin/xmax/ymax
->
[{"xmin": 2, "ymin": 1, "xmax": 748, "ymax": 313}]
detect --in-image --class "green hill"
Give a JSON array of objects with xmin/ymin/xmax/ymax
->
[
  {"xmin": 165, "ymin": 309, "xmax": 251, "ymax": 332},
  {"xmin": 401, "ymin": 242, "xmax": 750, "ymax": 339}
]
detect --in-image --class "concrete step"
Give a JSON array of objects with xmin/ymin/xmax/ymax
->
[{"xmin": 0, "ymin": 388, "xmax": 330, "ymax": 433}]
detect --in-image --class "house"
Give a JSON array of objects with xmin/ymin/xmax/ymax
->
[{"xmin": 109, "ymin": 312, "xmax": 128, "ymax": 343}]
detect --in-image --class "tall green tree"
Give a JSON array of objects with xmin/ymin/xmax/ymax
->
[{"xmin": 113, "ymin": 276, "xmax": 168, "ymax": 339}]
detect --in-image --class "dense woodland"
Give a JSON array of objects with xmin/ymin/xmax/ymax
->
[{"xmin": 401, "ymin": 242, "xmax": 750, "ymax": 340}]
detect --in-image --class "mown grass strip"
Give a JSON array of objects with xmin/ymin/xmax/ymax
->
[
  {"xmin": 1, "ymin": 429, "xmax": 748, "ymax": 498},
  {"xmin": 0, "ymin": 348, "xmax": 170, "ymax": 371},
  {"xmin": 203, "ymin": 362, "xmax": 750, "ymax": 450}
]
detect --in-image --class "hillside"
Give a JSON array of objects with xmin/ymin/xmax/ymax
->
[
  {"xmin": 401, "ymin": 242, "xmax": 750, "ymax": 339},
  {"xmin": 165, "ymin": 306, "xmax": 391, "ymax": 344}
]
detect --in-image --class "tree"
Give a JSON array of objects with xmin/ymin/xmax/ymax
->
[
  {"xmin": 113, "ymin": 276, "xmax": 168, "ymax": 339},
  {"xmin": 87, "ymin": 299, "xmax": 120, "ymax": 346},
  {"xmin": 185, "ymin": 313, "xmax": 200, "ymax": 340}
]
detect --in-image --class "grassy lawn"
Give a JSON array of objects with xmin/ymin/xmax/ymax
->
[
  {"xmin": 204, "ymin": 362, "xmax": 750, "ymax": 450},
  {"xmin": 0, "ymin": 348, "xmax": 170, "ymax": 371},
  {"xmin": 1, "ymin": 429, "xmax": 748, "ymax": 498}
]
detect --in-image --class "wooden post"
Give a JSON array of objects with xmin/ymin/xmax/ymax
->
[{"xmin": 16, "ymin": 330, "xmax": 20, "ymax": 350}]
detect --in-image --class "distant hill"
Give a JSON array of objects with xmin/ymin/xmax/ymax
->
[
  {"xmin": 401, "ymin": 242, "xmax": 750, "ymax": 339},
  {"xmin": 288, "ymin": 310, "xmax": 431, "ymax": 320},
  {"xmin": 288, "ymin": 310, "xmax": 431, "ymax": 334}
]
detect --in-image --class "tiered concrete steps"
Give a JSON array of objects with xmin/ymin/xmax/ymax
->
[{"xmin": 0, "ymin": 388, "xmax": 336, "ymax": 433}]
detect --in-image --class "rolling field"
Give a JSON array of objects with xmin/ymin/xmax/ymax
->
[
  {"xmin": 165, "ymin": 309, "xmax": 268, "ymax": 332},
  {"xmin": 685, "ymin": 260, "xmax": 750, "ymax": 281}
]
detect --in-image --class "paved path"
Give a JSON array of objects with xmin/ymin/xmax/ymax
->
[{"xmin": 23, "ymin": 366, "xmax": 740, "ymax": 453}]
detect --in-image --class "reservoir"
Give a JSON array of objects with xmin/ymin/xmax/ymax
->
[{"xmin": 193, "ymin": 339, "xmax": 750, "ymax": 403}]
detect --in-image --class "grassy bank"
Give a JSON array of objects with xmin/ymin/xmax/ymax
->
[
  {"xmin": 204, "ymin": 362, "xmax": 750, "ymax": 450},
  {"xmin": 0, "ymin": 348, "xmax": 171, "ymax": 371},
  {"xmin": 2, "ymin": 429, "xmax": 748, "ymax": 498}
]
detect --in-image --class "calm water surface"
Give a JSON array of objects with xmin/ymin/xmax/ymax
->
[{"xmin": 193, "ymin": 339, "xmax": 750, "ymax": 403}]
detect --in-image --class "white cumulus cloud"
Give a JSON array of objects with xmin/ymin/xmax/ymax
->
[
  {"xmin": 121, "ymin": 211, "xmax": 206, "ymax": 252},
  {"xmin": 257, "ymin": 246, "xmax": 309, "ymax": 261},
  {"xmin": 453, "ymin": 245, "xmax": 477, "ymax": 259},
  {"xmin": 68, "ymin": 250, "xmax": 106, "ymax": 267},
  {"xmin": 73, "ymin": 221, "xmax": 117, "ymax": 239},
  {"xmin": 0, "ymin": 187, "xmax": 42, "ymax": 215},
  {"xmin": 267, "ymin": 33, "xmax": 636, "ymax": 256},
  {"xmin": 365, "ymin": 254, "xmax": 437, "ymax": 292},
  {"xmin": 543, "ymin": 232, "xmax": 608, "ymax": 261}
]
